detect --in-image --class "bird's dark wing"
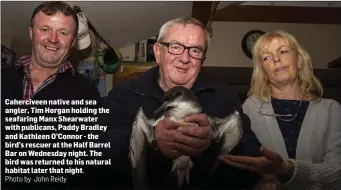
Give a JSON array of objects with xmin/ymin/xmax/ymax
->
[
  {"xmin": 210, "ymin": 110, "xmax": 243, "ymax": 155},
  {"xmin": 129, "ymin": 107, "xmax": 155, "ymax": 189}
]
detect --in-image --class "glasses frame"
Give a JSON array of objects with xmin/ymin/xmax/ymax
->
[
  {"xmin": 159, "ymin": 42, "xmax": 206, "ymax": 60},
  {"xmin": 258, "ymin": 100, "xmax": 302, "ymax": 122}
]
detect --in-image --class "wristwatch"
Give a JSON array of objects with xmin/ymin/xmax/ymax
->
[{"xmin": 277, "ymin": 159, "xmax": 295, "ymax": 184}]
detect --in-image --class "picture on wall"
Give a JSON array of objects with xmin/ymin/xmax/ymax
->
[{"xmin": 1, "ymin": 44, "xmax": 16, "ymax": 69}]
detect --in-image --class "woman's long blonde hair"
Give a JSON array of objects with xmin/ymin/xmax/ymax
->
[{"xmin": 247, "ymin": 30, "xmax": 323, "ymax": 101}]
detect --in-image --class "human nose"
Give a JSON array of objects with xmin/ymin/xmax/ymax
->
[
  {"xmin": 178, "ymin": 48, "xmax": 190, "ymax": 64},
  {"xmin": 48, "ymin": 31, "xmax": 59, "ymax": 44},
  {"xmin": 273, "ymin": 52, "xmax": 281, "ymax": 63}
]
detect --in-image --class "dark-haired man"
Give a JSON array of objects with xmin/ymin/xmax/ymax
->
[{"xmin": 2, "ymin": 1, "xmax": 101, "ymax": 189}]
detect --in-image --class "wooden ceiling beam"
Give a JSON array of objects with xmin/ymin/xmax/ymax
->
[
  {"xmin": 328, "ymin": 57, "xmax": 341, "ymax": 68},
  {"xmin": 191, "ymin": 1, "xmax": 214, "ymax": 26},
  {"xmin": 214, "ymin": 5, "xmax": 341, "ymax": 24}
]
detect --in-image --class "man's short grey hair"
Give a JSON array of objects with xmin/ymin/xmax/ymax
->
[{"xmin": 157, "ymin": 17, "xmax": 211, "ymax": 49}]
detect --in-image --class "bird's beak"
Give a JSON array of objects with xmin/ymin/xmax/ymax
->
[{"xmin": 154, "ymin": 101, "xmax": 168, "ymax": 116}]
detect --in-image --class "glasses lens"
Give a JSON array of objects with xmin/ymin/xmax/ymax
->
[
  {"xmin": 168, "ymin": 44, "xmax": 184, "ymax": 55},
  {"xmin": 165, "ymin": 42, "xmax": 204, "ymax": 59},
  {"xmin": 189, "ymin": 48, "xmax": 204, "ymax": 59}
]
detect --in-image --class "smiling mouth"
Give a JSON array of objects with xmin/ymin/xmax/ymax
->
[
  {"xmin": 175, "ymin": 67, "xmax": 188, "ymax": 73},
  {"xmin": 44, "ymin": 46, "xmax": 58, "ymax": 51}
]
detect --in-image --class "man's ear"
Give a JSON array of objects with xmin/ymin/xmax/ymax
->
[
  {"xmin": 153, "ymin": 43, "xmax": 162, "ymax": 65},
  {"xmin": 29, "ymin": 26, "xmax": 33, "ymax": 40}
]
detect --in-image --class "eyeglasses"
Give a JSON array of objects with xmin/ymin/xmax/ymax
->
[
  {"xmin": 258, "ymin": 100, "xmax": 302, "ymax": 122},
  {"xmin": 159, "ymin": 42, "xmax": 206, "ymax": 60}
]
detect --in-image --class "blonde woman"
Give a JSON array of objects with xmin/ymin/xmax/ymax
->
[{"xmin": 220, "ymin": 30, "xmax": 341, "ymax": 190}]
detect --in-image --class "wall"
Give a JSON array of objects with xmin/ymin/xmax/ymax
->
[
  {"xmin": 119, "ymin": 22, "xmax": 341, "ymax": 69},
  {"xmin": 1, "ymin": 34, "xmax": 12, "ymax": 49},
  {"xmin": 205, "ymin": 22, "xmax": 341, "ymax": 68},
  {"xmin": 11, "ymin": 37, "xmax": 32, "ymax": 57},
  {"xmin": 119, "ymin": 45, "xmax": 135, "ymax": 61}
]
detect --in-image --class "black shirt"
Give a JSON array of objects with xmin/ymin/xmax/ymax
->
[{"xmin": 271, "ymin": 97, "xmax": 310, "ymax": 159}]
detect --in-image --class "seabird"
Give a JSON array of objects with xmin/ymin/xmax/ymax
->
[{"xmin": 129, "ymin": 86, "xmax": 243, "ymax": 189}]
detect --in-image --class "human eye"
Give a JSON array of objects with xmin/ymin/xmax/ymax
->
[
  {"xmin": 169, "ymin": 44, "xmax": 183, "ymax": 54},
  {"xmin": 280, "ymin": 49, "xmax": 289, "ymax": 54},
  {"xmin": 190, "ymin": 48, "xmax": 203, "ymax": 56},
  {"xmin": 279, "ymin": 47, "xmax": 291, "ymax": 54},
  {"xmin": 59, "ymin": 31, "xmax": 68, "ymax": 36},
  {"xmin": 40, "ymin": 27, "xmax": 49, "ymax": 32},
  {"xmin": 170, "ymin": 44, "xmax": 182, "ymax": 50},
  {"xmin": 262, "ymin": 55, "xmax": 270, "ymax": 62}
]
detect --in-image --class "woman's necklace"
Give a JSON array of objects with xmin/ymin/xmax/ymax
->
[
  {"xmin": 259, "ymin": 98, "xmax": 303, "ymax": 122},
  {"xmin": 275, "ymin": 99, "xmax": 302, "ymax": 122}
]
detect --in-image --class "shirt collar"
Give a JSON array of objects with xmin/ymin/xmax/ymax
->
[{"xmin": 15, "ymin": 55, "xmax": 75, "ymax": 74}]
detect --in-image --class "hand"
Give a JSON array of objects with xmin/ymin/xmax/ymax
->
[
  {"xmin": 155, "ymin": 118, "xmax": 182, "ymax": 159},
  {"xmin": 219, "ymin": 146, "xmax": 291, "ymax": 176},
  {"xmin": 174, "ymin": 113, "xmax": 213, "ymax": 157},
  {"xmin": 253, "ymin": 173, "xmax": 277, "ymax": 190}
]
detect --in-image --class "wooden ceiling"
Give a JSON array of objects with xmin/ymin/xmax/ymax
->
[
  {"xmin": 214, "ymin": 5, "xmax": 341, "ymax": 24},
  {"xmin": 192, "ymin": 2, "xmax": 341, "ymax": 25},
  {"xmin": 191, "ymin": 1, "xmax": 214, "ymax": 26}
]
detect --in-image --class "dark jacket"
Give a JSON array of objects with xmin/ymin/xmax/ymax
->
[
  {"xmin": 96, "ymin": 66, "xmax": 262, "ymax": 189},
  {"xmin": 1, "ymin": 66, "xmax": 102, "ymax": 189}
]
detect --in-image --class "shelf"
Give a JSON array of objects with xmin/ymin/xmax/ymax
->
[{"xmin": 112, "ymin": 61, "xmax": 158, "ymax": 86}]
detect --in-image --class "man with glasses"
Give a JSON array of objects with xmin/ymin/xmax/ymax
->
[{"xmin": 97, "ymin": 17, "xmax": 261, "ymax": 189}]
